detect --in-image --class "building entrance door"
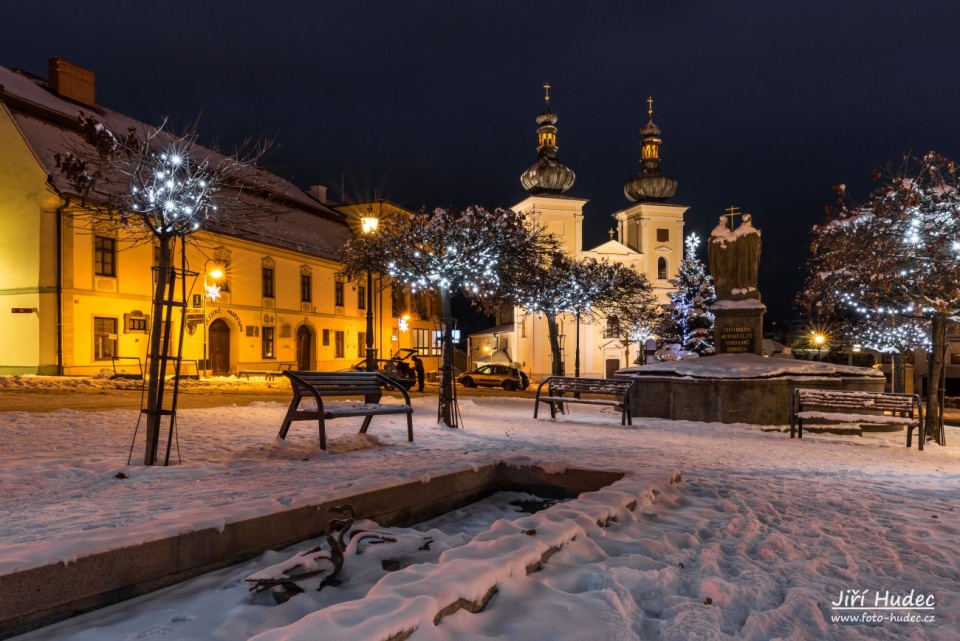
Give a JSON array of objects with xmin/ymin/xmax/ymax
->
[
  {"xmin": 296, "ymin": 325, "xmax": 313, "ymax": 371},
  {"xmin": 209, "ymin": 319, "xmax": 231, "ymax": 375},
  {"xmin": 605, "ymin": 358, "xmax": 621, "ymax": 379}
]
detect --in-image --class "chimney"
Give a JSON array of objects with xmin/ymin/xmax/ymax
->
[
  {"xmin": 306, "ymin": 184, "xmax": 328, "ymax": 204},
  {"xmin": 48, "ymin": 57, "xmax": 96, "ymax": 106}
]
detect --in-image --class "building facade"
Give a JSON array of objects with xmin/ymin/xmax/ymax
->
[
  {"xmin": 0, "ymin": 58, "xmax": 436, "ymax": 377},
  {"xmin": 470, "ymin": 90, "xmax": 687, "ymax": 379}
]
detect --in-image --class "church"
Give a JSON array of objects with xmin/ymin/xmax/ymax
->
[{"xmin": 469, "ymin": 87, "xmax": 688, "ymax": 378}]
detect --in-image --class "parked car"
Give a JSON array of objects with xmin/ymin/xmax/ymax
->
[
  {"xmin": 457, "ymin": 364, "xmax": 529, "ymax": 391},
  {"xmin": 348, "ymin": 359, "xmax": 416, "ymax": 390}
]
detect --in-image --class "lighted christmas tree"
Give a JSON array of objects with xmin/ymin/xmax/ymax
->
[{"xmin": 665, "ymin": 233, "xmax": 716, "ymax": 356}]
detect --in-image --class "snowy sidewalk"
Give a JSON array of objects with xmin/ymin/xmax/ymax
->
[{"xmin": 1, "ymin": 392, "xmax": 959, "ymax": 640}]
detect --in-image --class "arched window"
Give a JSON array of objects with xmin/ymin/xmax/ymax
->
[{"xmin": 657, "ymin": 257, "xmax": 668, "ymax": 280}]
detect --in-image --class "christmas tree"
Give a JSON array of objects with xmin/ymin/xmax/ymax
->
[{"xmin": 666, "ymin": 234, "xmax": 716, "ymax": 355}]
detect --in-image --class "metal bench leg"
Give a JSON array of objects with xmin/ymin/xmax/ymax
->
[
  {"xmin": 278, "ymin": 393, "xmax": 302, "ymax": 440},
  {"xmin": 359, "ymin": 414, "xmax": 374, "ymax": 434},
  {"xmin": 533, "ymin": 400, "xmax": 540, "ymax": 419},
  {"xmin": 406, "ymin": 412, "xmax": 414, "ymax": 442},
  {"xmin": 318, "ymin": 415, "xmax": 327, "ymax": 451}
]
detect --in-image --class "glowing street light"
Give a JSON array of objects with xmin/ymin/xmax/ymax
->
[
  {"xmin": 812, "ymin": 332, "xmax": 826, "ymax": 359},
  {"xmin": 362, "ymin": 209, "xmax": 379, "ymax": 375}
]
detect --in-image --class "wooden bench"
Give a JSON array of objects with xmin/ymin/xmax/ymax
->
[
  {"xmin": 278, "ymin": 371, "xmax": 414, "ymax": 451},
  {"xmin": 534, "ymin": 376, "xmax": 638, "ymax": 425},
  {"xmin": 237, "ymin": 362, "xmax": 294, "ymax": 381},
  {"xmin": 790, "ymin": 388, "xmax": 924, "ymax": 449}
]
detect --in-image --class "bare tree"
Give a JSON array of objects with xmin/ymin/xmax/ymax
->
[{"xmin": 57, "ymin": 114, "xmax": 273, "ymax": 464}]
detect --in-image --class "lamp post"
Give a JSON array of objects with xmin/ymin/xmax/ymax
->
[
  {"xmin": 361, "ymin": 211, "xmax": 379, "ymax": 375},
  {"xmin": 201, "ymin": 261, "xmax": 224, "ymax": 378},
  {"xmin": 574, "ymin": 309, "xmax": 581, "ymax": 377},
  {"xmin": 813, "ymin": 333, "xmax": 825, "ymax": 360}
]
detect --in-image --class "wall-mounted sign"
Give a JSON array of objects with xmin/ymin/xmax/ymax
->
[{"xmin": 11, "ymin": 308, "xmax": 36, "ymax": 314}]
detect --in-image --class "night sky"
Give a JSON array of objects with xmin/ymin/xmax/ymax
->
[{"xmin": 5, "ymin": 2, "xmax": 960, "ymax": 319}]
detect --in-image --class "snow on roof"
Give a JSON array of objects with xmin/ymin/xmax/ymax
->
[
  {"xmin": 581, "ymin": 238, "xmax": 639, "ymax": 256},
  {"xmin": 0, "ymin": 64, "xmax": 352, "ymax": 260}
]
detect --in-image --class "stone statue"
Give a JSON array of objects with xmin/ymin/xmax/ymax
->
[
  {"xmin": 707, "ymin": 215, "xmax": 734, "ymax": 299},
  {"xmin": 708, "ymin": 212, "xmax": 761, "ymax": 301}
]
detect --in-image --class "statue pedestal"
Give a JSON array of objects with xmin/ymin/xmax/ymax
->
[{"xmin": 711, "ymin": 300, "xmax": 766, "ymax": 356}]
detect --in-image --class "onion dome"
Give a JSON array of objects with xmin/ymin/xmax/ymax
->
[
  {"xmin": 520, "ymin": 83, "xmax": 576, "ymax": 195},
  {"xmin": 624, "ymin": 97, "xmax": 678, "ymax": 203}
]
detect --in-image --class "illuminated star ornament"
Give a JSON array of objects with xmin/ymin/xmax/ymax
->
[{"xmin": 205, "ymin": 282, "xmax": 222, "ymax": 302}]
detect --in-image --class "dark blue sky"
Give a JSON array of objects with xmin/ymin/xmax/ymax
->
[{"xmin": 5, "ymin": 2, "xmax": 960, "ymax": 318}]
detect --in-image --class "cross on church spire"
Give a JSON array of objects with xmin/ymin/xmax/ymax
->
[
  {"xmin": 544, "ymin": 82, "xmax": 551, "ymax": 104},
  {"xmin": 724, "ymin": 205, "xmax": 742, "ymax": 231},
  {"xmin": 647, "ymin": 96, "xmax": 654, "ymax": 118}
]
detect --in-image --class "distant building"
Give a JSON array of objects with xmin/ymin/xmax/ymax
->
[
  {"xmin": 0, "ymin": 58, "xmax": 435, "ymax": 376},
  {"xmin": 469, "ymin": 89, "xmax": 686, "ymax": 379}
]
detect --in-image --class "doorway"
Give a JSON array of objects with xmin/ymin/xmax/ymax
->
[
  {"xmin": 296, "ymin": 325, "xmax": 314, "ymax": 371},
  {"xmin": 605, "ymin": 358, "xmax": 621, "ymax": 379},
  {"xmin": 209, "ymin": 319, "xmax": 231, "ymax": 375}
]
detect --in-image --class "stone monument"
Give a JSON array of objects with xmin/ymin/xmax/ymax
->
[{"xmin": 707, "ymin": 207, "xmax": 765, "ymax": 355}]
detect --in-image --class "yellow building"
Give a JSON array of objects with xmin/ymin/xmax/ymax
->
[{"xmin": 0, "ymin": 58, "xmax": 435, "ymax": 377}]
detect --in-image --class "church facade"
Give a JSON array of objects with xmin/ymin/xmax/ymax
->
[{"xmin": 470, "ymin": 89, "xmax": 688, "ymax": 379}]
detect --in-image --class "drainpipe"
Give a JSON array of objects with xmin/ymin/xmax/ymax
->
[{"xmin": 56, "ymin": 198, "xmax": 68, "ymax": 376}]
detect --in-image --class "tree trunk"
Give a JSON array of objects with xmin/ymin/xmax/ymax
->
[
  {"xmin": 144, "ymin": 236, "xmax": 173, "ymax": 465},
  {"xmin": 892, "ymin": 352, "xmax": 904, "ymax": 394},
  {"xmin": 547, "ymin": 311, "xmax": 562, "ymax": 376},
  {"xmin": 438, "ymin": 289, "xmax": 457, "ymax": 427},
  {"xmin": 925, "ymin": 311, "xmax": 947, "ymax": 446}
]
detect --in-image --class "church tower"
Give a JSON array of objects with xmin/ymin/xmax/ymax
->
[
  {"xmin": 513, "ymin": 83, "xmax": 586, "ymax": 257},
  {"xmin": 613, "ymin": 98, "xmax": 687, "ymax": 302}
]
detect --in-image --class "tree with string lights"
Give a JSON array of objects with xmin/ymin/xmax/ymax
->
[
  {"xmin": 514, "ymin": 253, "xmax": 659, "ymax": 375},
  {"xmin": 846, "ymin": 313, "xmax": 930, "ymax": 393},
  {"xmin": 341, "ymin": 206, "xmax": 554, "ymax": 427},
  {"xmin": 800, "ymin": 151, "xmax": 960, "ymax": 445},
  {"xmin": 663, "ymin": 233, "xmax": 716, "ymax": 356},
  {"xmin": 56, "ymin": 114, "xmax": 271, "ymax": 464}
]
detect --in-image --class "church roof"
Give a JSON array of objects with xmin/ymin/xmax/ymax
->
[
  {"xmin": 581, "ymin": 239, "xmax": 641, "ymax": 256},
  {"xmin": 520, "ymin": 83, "xmax": 575, "ymax": 196}
]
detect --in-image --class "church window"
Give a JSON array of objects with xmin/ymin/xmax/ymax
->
[
  {"xmin": 656, "ymin": 228, "xmax": 670, "ymax": 242},
  {"xmin": 604, "ymin": 316, "xmax": 620, "ymax": 339},
  {"xmin": 658, "ymin": 257, "xmax": 668, "ymax": 280}
]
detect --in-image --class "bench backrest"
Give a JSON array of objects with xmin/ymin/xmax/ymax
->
[
  {"xmin": 548, "ymin": 377, "xmax": 635, "ymax": 397},
  {"xmin": 795, "ymin": 389, "xmax": 918, "ymax": 413},
  {"xmin": 285, "ymin": 371, "xmax": 384, "ymax": 398}
]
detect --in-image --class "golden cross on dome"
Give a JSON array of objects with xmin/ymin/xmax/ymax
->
[
  {"xmin": 724, "ymin": 205, "xmax": 742, "ymax": 231},
  {"xmin": 609, "ymin": 228, "xmax": 615, "ymax": 240},
  {"xmin": 647, "ymin": 96, "xmax": 654, "ymax": 118},
  {"xmin": 544, "ymin": 82, "xmax": 551, "ymax": 104}
]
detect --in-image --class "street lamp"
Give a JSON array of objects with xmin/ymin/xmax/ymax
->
[
  {"xmin": 813, "ymin": 333, "xmax": 826, "ymax": 360},
  {"xmin": 201, "ymin": 261, "xmax": 224, "ymax": 378},
  {"xmin": 361, "ymin": 210, "xmax": 379, "ymax": 375}
]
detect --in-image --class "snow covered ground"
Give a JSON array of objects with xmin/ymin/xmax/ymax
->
[{"xmin": 1, "ymin": 376, "xmax": 958, "ymax": 640}]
